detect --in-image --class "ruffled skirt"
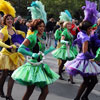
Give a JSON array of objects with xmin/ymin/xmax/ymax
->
[
  {"xmin": 52, "ymin": 45, "xmax": 76, "ymax": 60},
  {"xmin": 12, "ymin": 59, "xmax": 59, "ymax": 87},
  {"xmin": 65, "ymin": 53, "xmax": 100, "ymax": 76},
  {"xmin": 0, "ymin": 48, "xmax": 25, "ymax": 70}
]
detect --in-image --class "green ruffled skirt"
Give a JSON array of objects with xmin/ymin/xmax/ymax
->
[
  {"xmin": 11, "ymin": 59, "xmax": 59, "ymax": 87},
  {"xmin": 52, "ymin": 45, "xmax": 76, "ymax": 60}
]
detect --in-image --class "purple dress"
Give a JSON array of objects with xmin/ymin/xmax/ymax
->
[{"xmin": 65, "ymin": 30, "xmax": 100, "ymax": 76}]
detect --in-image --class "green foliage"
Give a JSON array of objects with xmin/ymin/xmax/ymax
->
[
  {"xmin": 6, "ymin": 0, "xmax": 99, "ymax": 21},
  {"xmin": 40, "ymin": 0, "xmax": 85, "ymax": 20}
]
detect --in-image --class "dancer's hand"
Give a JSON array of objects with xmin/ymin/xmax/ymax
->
[
  {"xmin": 14, "ymin": 42, "xmax": 20, "ymax": 48},
  {"xmin": 90, "ymin": 59, "xmax": 94, "ymax": 62},
  {"xmin": 9, "ymin": 46, "xmax": 13, "ymax": 49},
  {"xmin": 90, "ymin": 59, "xmax": 99, "ymax": 64},
  {"xmin": 10, "ymin": 45, "xmax": 16, "ymax": 49}
]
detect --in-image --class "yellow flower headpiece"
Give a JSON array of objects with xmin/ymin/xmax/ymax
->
[{"xmin": 0, "ymin": 0, "xmax": 16, "ymax": 17}]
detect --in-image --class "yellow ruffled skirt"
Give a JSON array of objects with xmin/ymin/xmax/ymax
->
[{"xmin": 0, "ymin": 48, "xmax": 25, "ymax": 70}]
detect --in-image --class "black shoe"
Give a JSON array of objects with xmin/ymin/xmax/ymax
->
[
  {"xmin": 81, "ymin": 96, "xmax": 89, "ymax": 100},
  {"xmin": 74, "ymin": 98, "xmax": 80, "ymax": 100},
  {"xmin": 0, "ymin": 91, "xmax": 6, "ymax": 98},
  {"xmin": 6, "ymin": 96, "xmax": 14, "ymax": 100},
  {"xmin": 62, "ymin": 69, "xmax": 65, "ymax": 73},
  {"xmin": 59, "ymin": 76, "xmax": 65, "ymax": 80},
  {"xmin": 68, "ymin": 79, "xmax": 75, "ymax": 84}
]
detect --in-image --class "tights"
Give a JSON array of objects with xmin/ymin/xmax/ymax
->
[
  {"xmin": 74, "ymin": 75, "xmax": 98, "ymax": 100},
  {"xmin": 59, "ymin": 60, "xmax": 74, "ymax": 82},
  {"xmin": 59, "ymin": 60, "xmax": 66, "ymax": 78},
  {"xmin": 22, "ymin": 85, "xmax": 49, "ymax": 100},
  {"xmin": 0, "ymin": 70, "xmax": 14, "ymax": 97}
]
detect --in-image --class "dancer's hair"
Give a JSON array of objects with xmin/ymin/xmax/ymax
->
[{"xmin": 29, "ymin": 19, "xmax": 45, "ymax": 31}]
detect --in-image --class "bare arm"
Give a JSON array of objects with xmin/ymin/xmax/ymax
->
[
  {"xmin": 22, "ymin": 39, "xmax": 30, "ymax": 47},
  {"xmin": 82, "ymin": 41, "xmax": 88, "ymax": 53}
]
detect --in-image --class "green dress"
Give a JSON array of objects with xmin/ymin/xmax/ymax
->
[
  {"xmin": 12, "ymin": 32, "xmax": 59, "ymax": 87},
  {"xmin": 52, "ymin": 28, "xmax": 78, "ymax": 60}
]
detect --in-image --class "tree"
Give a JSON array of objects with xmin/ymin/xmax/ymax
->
[{"xmin": 6, "ymin": 0, "xmax": 98, "ymax": 21}]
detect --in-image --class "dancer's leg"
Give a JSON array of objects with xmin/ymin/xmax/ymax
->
[
  {"xmin": 6, "ymin": 76, "xmax": 14, "ymax": 99},
  {"xmin": 74, "ymin": 77, "xmax": 90, "ymax": 100},
  {"xmin": 82, "ymin": 76, "xmax": 98, "ymax": 99},
  {"xmin": 0, "ymin": 70, "xmax": 8, "ymax": 97},
  {"xmin": 59, "ymin": 60, "xmax": 66, "ymax": 80},
  {"xmin": 22, "ymin": 85, "xmax": 35, "ymax": 100},
  {"xmin": 38, "ymin": 85, "xmax": 49, "ymax": 100}
]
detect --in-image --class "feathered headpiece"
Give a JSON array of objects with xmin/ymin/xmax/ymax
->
[
  {"xmin": 59, "ymin": 10, "xmax": 72, "ymax": 22},
  {"xmin": 0, "ymin": 0, "xmax": 16, "ymax": 17},
  {"xmin": 27, "ymin": 1, "xmax": 47, "ymax": 24},
  {"xmin": 82, "ymin": 0, "xmax": 98, "ymax": 25}
]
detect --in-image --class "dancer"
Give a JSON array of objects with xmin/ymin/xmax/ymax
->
[
  {"xmin": 12, "ymin": 19, "xmax": 59, "ymax": 100},
  {"xmin": 0, "ymin": 0, "xmax": 25, "ymax": 100},
  {"xmin": 65, "ymin": 1, "xmax": 100, "ymax": 100},
  {"xmin": 54, "ymin": 21, "xmax": 64, "ymax": 67},
  {"xmin": 52, "ymin": 10, "xmax": 78, "ymax": 82}
]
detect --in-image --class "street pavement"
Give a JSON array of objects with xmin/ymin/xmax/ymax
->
[{"xmin": 1, "ymin": 39, "xmax": 100, "ymax": 100}]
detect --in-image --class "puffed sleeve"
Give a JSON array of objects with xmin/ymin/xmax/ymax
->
[
  {"xmin": 26, "ymin": 34, "xmax": 35, "ymax": 44},
  {"xmin": 81, "ymin": 33, "xmax": 90, "ymax": 43}
]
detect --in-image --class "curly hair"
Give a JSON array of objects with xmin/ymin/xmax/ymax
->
[
  {"xmin": 29, "ymin": 19, "xmax": 45, "ymax": 31},
  {"xmin": 2, "ymin": 14, "xmax": 14, "ymax": 25}
]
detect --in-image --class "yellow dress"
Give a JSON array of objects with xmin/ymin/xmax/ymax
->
[{"xmin": 0, "ymin": 26, "xmax": 25, "ymax": 70}]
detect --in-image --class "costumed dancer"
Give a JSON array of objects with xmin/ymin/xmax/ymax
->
[
  {"xmin": 0, "ymin": 0, "xmax": 25, "ymax": 100},
  {"xmin": 54, "ymin": 21, "xmax": 64, "ymax": 67},
  {"xmin": 64, "ymin": 1, "xmax": 100, "ymax": 100},
  {"xmin": 52, "ymin": 10, "xmax": 78, "ymax": 83},
  {"xmin": 12, "ymin": 19, "xmax": 59, "ymax": 100},
  {"xmin": 12, "ymin": 1, "xmax": 59, "ymax": 100}
]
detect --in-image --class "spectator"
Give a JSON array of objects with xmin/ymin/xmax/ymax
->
[
  {"xmin": 20, "ymin": 18, "xmax": 28, "ymax": 35},
  {"xmin": 14, "ymin": 16, "xmax": 22, "ymax": 30},
  {"xmin": 46, "ymin": 18, "xmax": 55, "ymax": 47},
  {"xmin": 70, "ymin": 19, "xmax": 80, "ymax": 40}
]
